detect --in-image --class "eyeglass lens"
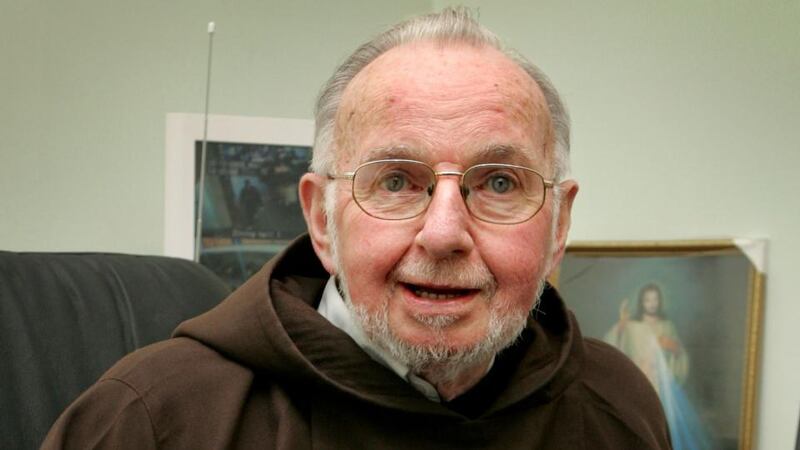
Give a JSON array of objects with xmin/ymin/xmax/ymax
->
[{"xmin": 351, "ymin": 160, "xmax": 546, "ymax": 223}]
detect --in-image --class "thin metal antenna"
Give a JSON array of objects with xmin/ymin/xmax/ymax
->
[{"xmin": 194, "ymin": 21, "xmax": 215, "ymax": 262}]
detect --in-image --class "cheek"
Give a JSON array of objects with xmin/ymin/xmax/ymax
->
[
  {"xmin": 335, "ymin": 206, "xmax": 413, "ymax": 305},
  {"xmin": 478, "ymin": 221, "xmax": 552, "ymax": 302}
]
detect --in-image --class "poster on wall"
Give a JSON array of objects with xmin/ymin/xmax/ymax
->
[
  {"xmin": 164, "ymin": 114, "xmax": 314, "ymax": 288},
  {"xmin": 555, "ymin": 239, "xmax": 766, "ymax": 450},
  {"xmin": 195, "ymin": 141, "xmax": 311, "ymax": 287}
]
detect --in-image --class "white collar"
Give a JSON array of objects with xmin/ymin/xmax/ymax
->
[{"xmin": 316, "ymin": 276, "xmax": 441, "ymax": 402}]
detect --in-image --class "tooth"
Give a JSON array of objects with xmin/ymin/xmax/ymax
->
[{"xmin": 411, "ymin": 286, "xmax": 466, "ymax": 299}]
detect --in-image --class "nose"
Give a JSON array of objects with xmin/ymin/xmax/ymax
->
[{"xmin": 414, "ymin": 176, "xmax": 474, "ymax": 260}]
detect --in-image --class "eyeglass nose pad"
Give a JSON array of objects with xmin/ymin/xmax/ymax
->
[
  {"xmin": 460, "ymin": 186, "xmax": 470, "ymax": 198},
  {"xmin": 426, "ymin": 185, "xmax": 435, "ymax": 196}
]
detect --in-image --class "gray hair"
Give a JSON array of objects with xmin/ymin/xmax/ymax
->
[{"xmin": 311, "ymin": 6, "xmax": 571, "ymax": 180}]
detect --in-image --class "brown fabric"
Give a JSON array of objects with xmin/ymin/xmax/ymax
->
[{"xmin": 42, "ymin": 235, "xmax": 671, "ymax": 449}]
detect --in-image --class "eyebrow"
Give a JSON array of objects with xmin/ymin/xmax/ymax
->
[
  {"xmin": 359, "ymin": 146, "xmax": 427, "ymax": 163},
  {"xmin": 472, "ymin": 144, "xmax": 537, "ymax": 167}
]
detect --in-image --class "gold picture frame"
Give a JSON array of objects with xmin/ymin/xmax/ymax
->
[{"xmin": 554, "ymin": 239, "xmax": 766, "ymax": 450}]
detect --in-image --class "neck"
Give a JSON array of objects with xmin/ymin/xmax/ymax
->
[{"xmin": 417, "ymin": 357, "xmax": 493, "ymax": 401}]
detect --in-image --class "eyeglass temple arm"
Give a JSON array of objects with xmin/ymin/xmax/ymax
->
[{"xmin": 327, "ymin": 172, "xmax": 355, "ymax": 181}]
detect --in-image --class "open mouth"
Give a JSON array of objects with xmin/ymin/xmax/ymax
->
[{"xmin": 402, "ymin": 282, "xmax": 479, "ymax": 300}]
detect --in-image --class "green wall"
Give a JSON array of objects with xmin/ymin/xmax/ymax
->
[{"xmin": 0, "ymin": 0, "xmax": 429, "ymax": 253}]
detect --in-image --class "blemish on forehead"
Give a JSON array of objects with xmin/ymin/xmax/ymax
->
[{"xmin": 334, "ymin": 42, "xmax": 556, "ymax": 167}]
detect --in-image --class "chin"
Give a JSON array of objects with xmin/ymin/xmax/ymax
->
[
  {"xmin": 373, "ymin": 299, "xmax": 528, "ymax": 372},
  {"xmin": 391, "ymin": 314, "xmax": 486, "ymax": 348}
]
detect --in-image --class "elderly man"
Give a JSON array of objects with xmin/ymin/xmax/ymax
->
[{"xmin": 44, "ymin": 8, "xmax": 670, "ymax": 449}]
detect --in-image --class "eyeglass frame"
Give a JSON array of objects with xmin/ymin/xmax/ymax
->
[{"xmin": 326, "ymin": 158, "xmax": 555, "ymax": 225}]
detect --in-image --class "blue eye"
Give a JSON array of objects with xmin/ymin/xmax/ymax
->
[
  {"xmin": 488, "ymin": 174, "xmax": 514, "ymax": 193},
  {"xmin": 381, "ymin": 173, "xmax": 407, "ymax": 192}
]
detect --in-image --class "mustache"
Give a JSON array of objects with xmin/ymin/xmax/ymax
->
[{"xmin": 390, "ymin": 257, "xmax": 496, "ymax": 291}]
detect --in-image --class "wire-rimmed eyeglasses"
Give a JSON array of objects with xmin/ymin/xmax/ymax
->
[{"xmin": 327, "ymin": 159, "xmax": 554, "ymax": 225}]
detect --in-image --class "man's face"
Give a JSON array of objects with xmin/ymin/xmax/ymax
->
[
  {"xmin": 642, "ymin": 290, "xmax": 661, "ymax": 316},
  {"xmin": 308, "ymin": 42, "xmax": 575, "ymax": 367}
]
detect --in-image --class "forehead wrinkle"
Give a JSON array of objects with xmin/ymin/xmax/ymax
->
[
  {"xmin": 378, "ymin": 79, "xmax": 515, "ymax": 122},
  {"xmin": 386, "ymin": 79, "xmax": 547, "ymax": 157},
  {"xmin": 471, "ymin": 144, "xmax": 537, "ymax": 167},
  {"xmin": 364, "ymin": 92, "xmax": 539, "ymax": 145},
  {"xmin": 358, "ymin": 145, "xmax": 428, "ymax": 164}
]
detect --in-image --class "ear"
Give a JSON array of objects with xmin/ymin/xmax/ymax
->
[
  {"xmin": 299, "ymin": 173, "xmax": 337, "ymax": 275},
  {"xmin": 547, "ymin": 179, "xmax": 579, "ymax": 277}
]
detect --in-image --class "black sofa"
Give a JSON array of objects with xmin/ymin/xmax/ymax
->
[{"xmin": 0, "ymin": 251, "xmax": 232, "ymax": 449}]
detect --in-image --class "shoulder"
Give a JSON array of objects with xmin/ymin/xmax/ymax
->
[
  {"xmin": 578, "ymin": 338, "xmax": 660, "ymax": 412},
  {"xmin": 43, "ymin": 338, "xmax": 258, "ymax": 449},
  {"xmin": 41, "ymin": 376, "xmax": 158, "ymax": 449},
  {"xmin": 581, "ymin": 338, "xmax": 650, "ymax": 382},
  {"xmin": 571, "ymin": 338, "xmax": 670, "ymax": 447},
  {"xmin": 102, "ymin": 337, "xmax": 252, "ymax": 390},
  {"xmin": 101, "ymin": 337, "xmax": 258, "ymax": 426}
]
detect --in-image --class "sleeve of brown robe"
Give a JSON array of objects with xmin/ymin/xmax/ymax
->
[{"xmin": 40, "ymin": 379, "xmax": 157, "ymax": 450}]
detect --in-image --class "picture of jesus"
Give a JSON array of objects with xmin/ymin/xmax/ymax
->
[
  {"xmin": 604, "ymin": 283, "xmax": 688, "ymax": 392},
  {"xmin": 557, "ymin": 242, "xmax": 765, "ymax": 450},
  {"xmin": 605, "ymin": 283, "xmax": 710, "ymax": 450}
]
